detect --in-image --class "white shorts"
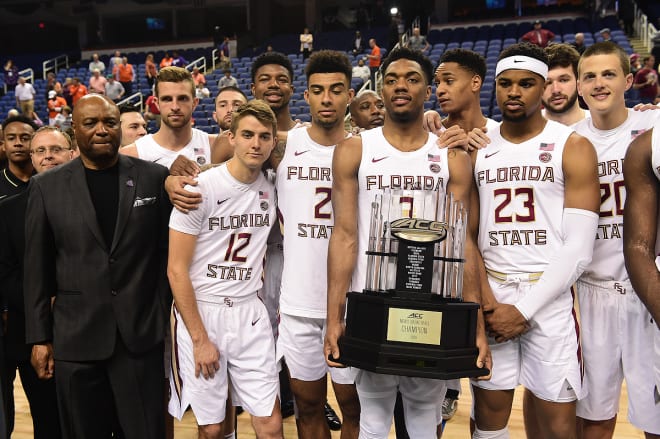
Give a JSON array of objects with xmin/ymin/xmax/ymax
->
[
  {"xmin": 277, "ymin": 313, "xmax": 356, "ymax": 385},
  {"xmin": 471, "ymin": 275, "xmax": 583, "ymax": 402},
  {"xmin": 168, "ymin": 296, "xmax": 279, "ymax": 425},
  {"xmin": 258, "ymin": 242, "xmax": 283, "ymax": 339},
  {"xmin": 356, "ymin": 369, "xmax": 446, "ymax": 439},
  {"xmin": 576, "ymin": 278, "xmax": 660, "ymax": 433}
]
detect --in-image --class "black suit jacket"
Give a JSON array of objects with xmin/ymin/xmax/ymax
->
[
  {"xmin": 0, "ymin": 192, "xmax": 30, "ymax": 361},
  {"xmin": 23, "ymin": 155, "xmax": 172, "ymax": 362}
]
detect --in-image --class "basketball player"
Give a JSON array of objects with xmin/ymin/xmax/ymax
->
[
  {"xmin": 167, "ymin": 100, "xmax": 282, "ymax": 439},
  {"xmin": 348, "ymin": 90, "xmax": 384, "ymax": 132},
  {"xmin": 325, "ymin": 47, "xmax": 490, "ymax": 438},
  {"xmin": 120, "ymin": 67, "xmax": 215, "ymax": 169},
  {"xmin": 213, "ymin": 86, "xmax": 248, "ymax": 131},
  {"xmin": 119, "ymin": 105, "xmax": 148, "ymax": 146},
  {"xmin": 471, "ymin": 42, "xmax": 600, "ymax": 439},
  {"xmin": 623, "ymin": 124, "xmax": 660, "ymax": 412},
  {"xmin": 542, "ymin": 43, "xmax": 590, "ymax": 126},
  {"xmin": 423, "ymin": 48, "xmax": 500, "ymax": 151},
  {"xmin": 573, "ymin": 41, "xmax": 660, "ymax": 438},
  {"xmin": 274, "ymin": 50, "xmax": 360, "ymax": 439}
]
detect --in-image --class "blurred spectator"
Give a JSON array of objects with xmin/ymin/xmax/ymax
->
[
  {"xmin": 88, "ymin": 53, "xmax": 106, "ymax": 74},
  {"xmin": 195, "ymin": 82, "xmax": 211, "ymax": 99},
  {"xmin": 350, "ymin": 31, "xmax": 364, "ymax": 56},
  {"xmin": 105, "ymin": 76, "xmax": 125, "ymax": 102},
  {"xmin": 407, "ymin": 27, "xmax": 430, "ymax": 53},
  {"xmin": 114, "ymin": 57, "xmax": 134, "ymax": 96},
  {"xmin": 160, "ymin": 52, "xmax": 173, "ymax": 68},
  {"xmin": 599, "ymin": 28, "xmax": 613, "ymax": 42},
  {"xmin": 144, "ymin": 94, "xmax": 161, "ymax": 126},
  {"xmin": 300, "ymin": 27, "xmax": 313, "ymax": 59},
  {"xmin": 53, "ymin": 106, "xmax": 72, "ymax": 131},
  {"xmin": 521, "ymin": 20, "xmax": 555, "ymax": 48},
  {"xmin": 145, "ymin": 53, "xmax": 158, "ymax": 89},
  {"xmin": 68, "ymin": 77, "xmax": 88, "ymax": 107},
  {"xmin": 218, "ymin": 37, "xmax": 232, "ymax": 70},
  {"xmin": 3, "ymin": 60, "xmax": 19, "ymax": 91},
  {"xmin": 45, "ymin": 72, "xmax": 63, "ymax": 98},
  {"xmin": 367, "ymin": 38, "xmax": 381, "ymax": 90},
  {"xmin": 47, "ymin": 90, "xmax": 67, "ymax": 126},
  {"xmin": 29, "ymin": 111, "xmax": 44, "ymax": 127},
  {"xmin": 633, "ymin": 55, "xmax": 659, "ymax": 104},
  {"xmin": 88, "ymin": 69, "xmax": 107, "ymax": 94},
  {"xmin": 218, "ymin": 69, "xmax": 238, "ymax": 88},
  {"xmin": 571, "ymin": 33, "xmax": 586, "ymax": 55},
  {"xmin": 109, "ymin": 50, "xmax": 122, "ymax": 79},
  {"xmin": 62, "ymin": 78, "xmax": 73, "ymax": 107},
  {"xmin": 14, "ymin": 77, "xmax": 36, "ymax": 116},
  {"xmin": 352, "ymin": 58, "xmax": 370, "ymax": 83},
  {"xmin": 171, "ymin": 51, "xmax": 188, "ymax": 68},
  {"xmin": 192, "ymin": 67, "xmax": 206, "ymax": 86},
  {"xmin": 630, "ymin": 53, "xmax": 642, "ymax": 75}
]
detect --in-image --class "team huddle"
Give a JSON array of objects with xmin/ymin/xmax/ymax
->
[{"xmin": 6, "ymin": 38, "xmax": 660, "ymax": 439}]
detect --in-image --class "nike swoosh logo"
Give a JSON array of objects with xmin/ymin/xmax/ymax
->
[
  {"xmin": 251, "ymin": 317, "xmax": 260, "ymax": 326},
  {"xmin": 152, "ymin": 157, "xmax": 162, "ymax": 163},
  {"xmin": 371, "ymin": 156, "xmax": 388, "ymax": 163},
  {"xmin": 485, "ymin": 151, "xmax": 500, "ymax": 159},
  {"xmin": 513, "ymin": 59, "xmax": 524, "ymax": 63},
  {"xmin": 217, "ymin": 198, "xmax": 230, "ymax": 205},
  {"xmin": 294, "ymin": 150, "xmax": 310, "ymax": 156}
]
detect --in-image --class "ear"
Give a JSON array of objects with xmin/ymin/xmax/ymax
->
[{"xmin": 471, "ymin": 75, "xmax": 482, "ymax": 93}]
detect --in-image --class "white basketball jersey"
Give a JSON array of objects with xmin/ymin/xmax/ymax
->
[
  {"xmin": 169, "ymin": 164, "xmax": 275, "ymax": 302},
  {"xmin": 351, "ymin": 127, "xmax": 449, "ymax": 291},
  {"xmin": 573, "ymin": 109, "xmax": 660, "ymax": 281},
  {"xmin": 652, "ymin": 125, "xmax": 660, "ymax": 263},
  {"xmin": 475, "ymin": 120, "xmax": 571, "ymax": 274},
  {"xmin": 135, "ymin": 128, "xmax": 211, "ymax": 169},
  {"xmin": 276, "ymin": 127, "xmax": 339, "ymax": 318}
]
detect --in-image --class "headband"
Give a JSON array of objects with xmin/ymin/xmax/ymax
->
[{"xmin": 495, "ymin": 55, "xmax": 548, "ymax": 80}]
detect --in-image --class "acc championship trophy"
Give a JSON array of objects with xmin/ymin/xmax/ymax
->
[{"xmin": 337, "ymin": 189, "xmax": 489, "ymax": 379}]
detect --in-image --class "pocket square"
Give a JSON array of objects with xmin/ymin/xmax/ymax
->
[{"xmin": 133, "ymin": 196, "xmax": 157, "ymax": 207}]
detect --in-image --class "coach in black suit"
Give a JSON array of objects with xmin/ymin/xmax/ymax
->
[{"xmin": 23, "ymin": 94, "xmax": 171, "ymax": 439}]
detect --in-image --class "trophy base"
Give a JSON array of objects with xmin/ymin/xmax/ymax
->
[{"xmin": 336, "ymin": 291, "xmax": 489, "ymax": 380}]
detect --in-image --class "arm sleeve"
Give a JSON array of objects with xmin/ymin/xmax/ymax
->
[{"xmin": 515, "ymin": 208, "xmax": 598, "ymax": 320}]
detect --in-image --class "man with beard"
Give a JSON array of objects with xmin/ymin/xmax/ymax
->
[
  {"xmin": 542, "ymin": 43, "xmax": 589, "ymax": 127},
  {"xmin": 212, "ymin": 86, "xmax": 248, "ymax": 131},
  {"xmin": 0, "ymin": 116, "xmax": 37, "ymax": 199},
  {"xmin": 24, "ymin": 94, "xmax": 171, "ymax": 438},
  {"xmin": 471, "ymin": 42, "xmax": 600, "ymax": 439},
  {"xmin": 120, "ymin": 67, "xmax": 214, "ymax": 169},
  {"xmin": 348, "ymin": 90, "xmax": 384, "ymax": 132}
]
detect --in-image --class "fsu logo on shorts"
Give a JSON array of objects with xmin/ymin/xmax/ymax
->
[
  {"xmin": 196, "ymin": 156, "xmax": 207, "ymax": 165},
  {"xmin": 539, "ymin": 152, "xmax": 552, "ymax": 163},
  {"xmin": 429, "ymin": 163, "xmax": 441, "ymax": 173},
  {"xmin": 260, "ymin": 201, "xmax": 269, "ymax": 211}
]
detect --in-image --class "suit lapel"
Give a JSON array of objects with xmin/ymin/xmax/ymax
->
[
  {"xmin": 112, "ymin": 155, "xmax": 136, "ymax": 253},
  {"xmin": 69, "ymin": 158, "xmax": 107, "ymax": 250}
]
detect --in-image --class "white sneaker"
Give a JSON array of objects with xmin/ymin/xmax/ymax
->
[{"xmin": 441, "ymin": 396, "xmax": 458, "ymax": 420}]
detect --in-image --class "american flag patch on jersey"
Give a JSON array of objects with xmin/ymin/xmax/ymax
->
[
  {"xmin": 193, "ymin": 147, "xmax": 205, "ymax": 155},
  {"xmin": 539, "ymin": 143, "xmax": 554, "ymax": 151},
  {"xmin": 259, "ymin": 190, "xmax": 269, "ymax": 200},
  {"xmin": 631, "ymin": 129, "xmax": 647, "ymax": 140},
  {"xmin": 427, "ymin": 153, "xmax": 442, "ymax": 162}
]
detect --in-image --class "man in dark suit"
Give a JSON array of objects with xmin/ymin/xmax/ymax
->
[
  {"xmin": 23, "ymin": 94, "xmax": 172, "ymax": 439},
  {"xmin": 0, "ymin": 127, "xmax": 72, "ymax": 438}
]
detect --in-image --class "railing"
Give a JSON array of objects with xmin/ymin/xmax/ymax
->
[
  {"xmin": 42, "ymin": 55, "xmax": 69, "ymax": 80},
  {"xmin": 212, "ymin": 49, "xmax": 218, "ymax": 71},
  {"xmin": 634, "ymin": 1, "xmax": 659, "ymax": 52},
  {"xmin": 186, "ymin": 56, "xmax": 207, "ymax": 73},
  {"xmin": 116, "ymin": 91, "xmax": 144, "ymax": 112}
]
